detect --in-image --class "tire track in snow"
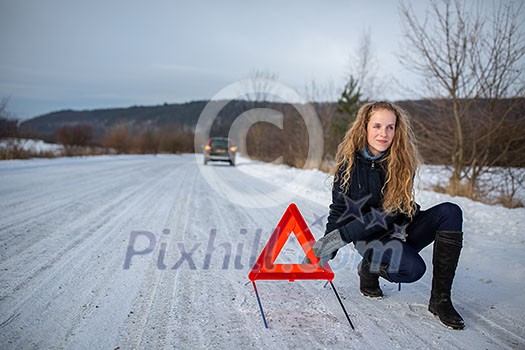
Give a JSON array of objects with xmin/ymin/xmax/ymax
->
[
  {"xmin": 0, "ymin": 166, "xmax": 163, "ymax": 301},
  {"xmin": 0, "ymin": 157, "xmax": 183, "ymax": 348},
  {"xmin": 186, "ymin": 168, "xmax": 272, "ymax": 349},
  {"xmin": 117, "ymin": 161, "xmax": 202, "ymax": 349},
  {"xmin": 0, "ymin": 157, "xmax": 161, "ymax": 259},
  {"xmin": 60, "ymin": 161, "xmax": 184, "ymax": 346}
]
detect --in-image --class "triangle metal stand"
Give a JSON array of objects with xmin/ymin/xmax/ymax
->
[{"xmin": 251, "ymin": 280, "xmax": 355, "ymax": 330}]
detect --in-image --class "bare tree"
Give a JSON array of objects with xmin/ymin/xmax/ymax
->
[
  {"xmin": 496, "ymin": 167, "xmax": 525, "ymax": 208},
  {"xmin": 0, "ymin": 97, "xmax": 8, "ymax": 118},
  {"xmin": 0, "ymin": 97, "xmax": 18, "ymax": 138},
  {"xmin": 243, "ymin": 69, "xmax": 280, "ymax": 102},
  {"xmin": 465, "ymin": 2, "xmax": 525, "ymax": 196},
  {"xmin": 328, "ymin": 31, "xmax": 380, "ymax": 165},
  {"xmin": 347, "ymin": 29, "xmax": 388, "ymax": 100},
  {"xmin": 336, "ymin": 31, "xmax": 385, "ymax": 150},
  {"xmin": 237, "ymin": 69, "xmax": 282, "ymax": 160},
  {"xmin": 135, "ymin": 126, "xmax": 160, "ymax": 154},
  {"xmin": 304, "ymin": 80, "xmax": 339, "ymax": 168},
  {"xmin": 399, "ymin": 0, "xmax": 525, "ymax": 198}
]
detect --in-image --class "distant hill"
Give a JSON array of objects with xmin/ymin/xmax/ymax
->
[
  {"xmin": 19, "ymin": 101, "xmax": 211, "ymax": 142},
  {"xmin": 20, "ymin": 99, "xmax": 350, "ymax": 143}
]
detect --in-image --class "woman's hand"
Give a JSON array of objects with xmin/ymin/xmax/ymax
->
[{"xmin": 311, "ymin": 229, "xmax": 347, "ymax": 267}]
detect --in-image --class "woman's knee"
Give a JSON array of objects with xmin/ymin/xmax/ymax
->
[
  {"xmin": 435, "ymin": 202, "xmax": 463, "ymax": 231},
  {"xmin": 400, "ymin": 264, "xmax": 425, "ymax": 283},
  {"xmin": 387, "ymin": 255, "xmax": 426, "ymax": 283},
  {"xmin": 406, "ymin": 261, "xmax": 426, "ymax": 282},
  {"xmin": 439, "ymin": 202, "xmax": 463, "ymax": 221}
]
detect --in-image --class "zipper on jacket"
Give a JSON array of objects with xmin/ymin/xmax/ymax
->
[
  {"xmin": 371, "ymin": 161, "xmax": 376, "ymax": 169},
  {"xmin": 356, "ymin": 162, "xmax": 362, "ymax": 190}
]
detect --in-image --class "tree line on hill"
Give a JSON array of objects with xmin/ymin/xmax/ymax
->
[{"xmin": 4, "ymin": 97, "xmax": 523, "ymax": 171}]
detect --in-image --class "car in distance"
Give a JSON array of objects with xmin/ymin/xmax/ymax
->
[{"xmin": 203, "ymin": 137, "xmax": 237, "ymax": 166}]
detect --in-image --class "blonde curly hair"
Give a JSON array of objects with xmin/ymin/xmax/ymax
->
[{"xmin": 333, "ymin": 101, "xmax": 421, "ymax": 217}]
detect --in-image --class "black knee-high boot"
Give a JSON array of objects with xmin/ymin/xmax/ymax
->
[{"xmin": 429, "ymin": 230, "xmax": 465, "ymax": 330}]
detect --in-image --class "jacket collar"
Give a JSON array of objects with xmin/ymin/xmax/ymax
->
[
  {"xmin": 356, "ymin": 149, "xmax": 388, "ymax": 163},
  {"xmin": 361, "ymin": 147, "xmax": 385, "ymax": 161}
]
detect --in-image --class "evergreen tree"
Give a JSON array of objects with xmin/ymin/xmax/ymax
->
[{"xmin": 334, "ymin": 75, "xmax": 366, "ymax": 141}]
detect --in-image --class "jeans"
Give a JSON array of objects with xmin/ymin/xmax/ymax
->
[{"xmin": 355, "ymin": 202, "xmax": 463, "ymax": 283}]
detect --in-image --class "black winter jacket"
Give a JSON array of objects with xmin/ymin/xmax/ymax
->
[{"xmin": 325, "ymin": 152, "xmax": 416, "ymax": 244}]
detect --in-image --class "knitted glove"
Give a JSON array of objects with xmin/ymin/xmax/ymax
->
[{"xmin": 311, "ymin": 229, "xmax": 347, "ymax": 267}]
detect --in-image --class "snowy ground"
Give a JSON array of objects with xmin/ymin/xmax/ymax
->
[
  {"xmin": 0, "ymin": 154, "xmax": 524, "ymax": 349},
  {"xmin": 0, "ymin": 138, "xmax": 64, "ymax": 155}
]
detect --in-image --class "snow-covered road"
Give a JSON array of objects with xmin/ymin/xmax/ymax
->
[{"xmin": 0, "ymin": 154, "xmax": 524, "ymax": 349}]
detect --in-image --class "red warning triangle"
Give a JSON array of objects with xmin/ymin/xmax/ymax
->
[{"xmin": 248, "ymin": 203, "xmax": 334, "ymax": 282}]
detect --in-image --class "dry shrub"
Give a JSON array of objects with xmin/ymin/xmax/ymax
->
[
  {"xmin": 101, "ymin": 124, "xmax": 132, "ymax": 154},
  {"xmin": 135, "ymin": 127, "xmax": 160, "ymax": 154},
  {"xmin": 159, "ymin": 127, "xmax": 194, "ymax": 154}
]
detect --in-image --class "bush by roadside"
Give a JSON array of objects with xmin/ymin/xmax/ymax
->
[{"xmin": 0, "ymin": 138, "xmax": 63, "ymax": 160}]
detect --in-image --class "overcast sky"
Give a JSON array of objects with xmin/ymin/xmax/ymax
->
[{"xmin": 0, "ymin": 0, "xmax": 504, "ymax": 119}]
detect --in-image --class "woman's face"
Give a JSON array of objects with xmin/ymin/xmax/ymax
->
[{"xmin": 366, "ymin": 108, "xmax": 396, "ymax": 156}]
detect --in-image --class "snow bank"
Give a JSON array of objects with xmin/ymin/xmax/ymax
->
[{"xmin": 0, "ymin": 138, "xmax": 64, "ymax": 155}]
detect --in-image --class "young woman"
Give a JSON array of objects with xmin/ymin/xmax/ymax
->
[{"xmin": 312, "ymin": 101, "xmax": 465, "ymax": 330}]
